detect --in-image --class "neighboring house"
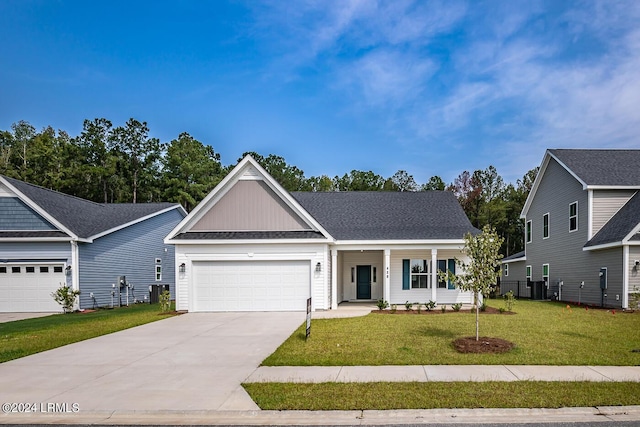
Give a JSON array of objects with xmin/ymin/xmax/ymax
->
[
  {"xmin": 0, "ymin": 175, "xmax": 186, "ymax": 312},
  {"xmin": 165, "ymin": 155, "xmax": 479, "ymax": 312},
  {"xmin": 505, "ymin": 149, "xmax": 640, "ymax": 309}
]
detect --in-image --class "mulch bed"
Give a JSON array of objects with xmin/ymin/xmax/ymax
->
[
  {"xmin": 372, "ymin": 306, "xmax": 515, "ymax": 315},
  {"xmin": 453, "ymin": 336, "xmax": 515, "ymax": 354}
]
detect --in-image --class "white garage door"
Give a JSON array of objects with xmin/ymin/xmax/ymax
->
[
  {"xmin": 193, "ymin": 260, "xmax": 310, "ymax": 312},
  {"xmin": 0, "ymin": 264, "xmax": 65, "ymax": 312}
]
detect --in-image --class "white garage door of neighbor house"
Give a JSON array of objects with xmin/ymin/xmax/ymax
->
[
  {"xmin": 0, "ymin": 264, "xmax": 66, "ymax": 312},
  {"xmin": 193, "ymin": 260, "xmax": 310, "ymax": 312}
]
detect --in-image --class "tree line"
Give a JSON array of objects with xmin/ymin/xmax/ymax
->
[{"xmin": 0, "ymin": 118, "xmax": 537, "ymax": 256}]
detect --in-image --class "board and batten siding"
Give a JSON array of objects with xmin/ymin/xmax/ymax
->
[
  {"xmin": 174, "ymin": 242, "xmax": 328, "ymax": 311},
  {"xmin": 592, "ymin": 190, "xmax": 636, "ymax": 236},
  {"xmin": 77, "ymin": 208, "xmax": 184, "ymax": 309},
  {"xmin": 526, "ymin": 158, "xmax": 625, "ymax": 307},
  {"xmin": 190, "ymin": 180, "xmax": 309, "ymax": 231},
  {"xmin": 0, "ymin": 197, "xmax": 57, "ymax": 230}
]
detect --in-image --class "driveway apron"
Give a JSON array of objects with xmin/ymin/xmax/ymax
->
[{"xmin": 0, "ymin": 312, "xmax": 304, "ymax": 411}]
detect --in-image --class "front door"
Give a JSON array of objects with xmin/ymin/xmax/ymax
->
[{"xmin": 356, "ymin": 265, "xmax": 371, "ymax": 299}]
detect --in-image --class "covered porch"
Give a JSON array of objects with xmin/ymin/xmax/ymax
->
[{"xmin": 329, "ymin": 246, "xmax": 472, "ymax": 309}]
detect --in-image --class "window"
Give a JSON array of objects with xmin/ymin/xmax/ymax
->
[
  {"xmin": 526, "ymin": 265, "xmax": 532, "ymax": 287},
  {"xmin": 40, "ymin": 266, "xmax": 49, "ymax": 273},
  {"xmin": 542, "ymin": 264, "xmax": 549, "ymax": 284},
  {"xmin": 526, "ymin": 220, "xmax": 532, "ymax": 243},
  {"xmin": 54, "ymin": 266, "xmax": 63, "ymax": 273},
  {"xmin": 569, "ymin": 202, "xmax": 578, "ymax": 232},
  {"xmin": 504, "ymin": 264, "xmax": 509, "ymax": 277},
  {"xmin": 0, "ymin": 267, "xmax": 6, "ymax": 273},
  {"xmin": 543, "ymin": 213, "xmax": 549, "ymax": 239},
  {"xmin": 410, "ymin": 259, "xmax": 429, "ymax": 289},
  {"xmin": 437, "ymin": 259, "xmax": 456, "ymax": 289},
  {"xmin": 12, "ymin": 266, "xmax": 20, "ymax": 273},
  {"xmin": 155, "ymin": 265, "xmax": 162, "ymax": 281},
  {"xmin": 351, "ymin": 267, "xmax": 355, "ymax": 283},
  {"xmin": 26, "ymin": 266, "xmax": 35, "ymax": 273},
  {"xmin": 372, "ymin": 267, "xmax": 377, "ymax": 283}
]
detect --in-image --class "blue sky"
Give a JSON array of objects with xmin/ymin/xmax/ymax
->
[{"xmin": 1, "ymin": 1, "xmax": 639, "ymax": 185}]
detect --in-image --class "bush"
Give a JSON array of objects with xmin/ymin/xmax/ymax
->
[
  {"xmin": 390, "ymin": 304, "xmax": 397, "ymax": 313},
  {"xmin": 425, "ymin": 300, "xmax": 437, "ymax": 311},
  {"xmin": 452, "ymin": 303, "xmax": 462, "ymax": 312},
  {"xmin": 51, "ymin": 283, "xmax": 80, "ymax": 313},
  {"xmin": 159, "ymin": 290, "xmax": 171, "ymax": 313},
  {"xmin": 376, "ymin": 299, "xmax": 389, "ymax": 310},
  {"xmin": 503, "ymin": 290, "xmax": 516, "ymax": 312},
  {"xmin": 440, "ymin": 305, "xmax": 446, "ymax": 313},
  {"xmin": 404, "ymin": 301, "xmax": 413, "ymax": 311}
]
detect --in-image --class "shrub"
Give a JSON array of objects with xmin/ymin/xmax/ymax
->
[
  {"xmin": 503, "ymin": 290, "xmax": 516, "ymax": 312},
  {"xmin": 480, "ymin": 302, "xmax": 487, "ymax": 312},
  {"xmin": 390, "ymin": 304, "xmax": 397, "ymax": 313},
  {"xmin": 452, "ymin": 303, "xmax": 462, "ymax": 312},
  {"xmin": 159, "ymin": 290, "xmax": 172, "ymax": 313},
  {"xmin": 425, "ymin": 300, "xmax": 437, "ymax": 311},
  {"xmin": 376, "ymin": 299, "xmax": 389, "ymax": 310},
  {"xmin": 440, "ymin": 305, "xmax": 446, "ymax": 313},
  {"xmin": 51, "ymin": 283, "xmax": 80, "ymax": 313},
  {"xmin": 404, "ymin": 301, "xmax": 413, "ymax": 311}
]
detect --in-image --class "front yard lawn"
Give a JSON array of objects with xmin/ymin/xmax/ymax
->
[
  {"xmin": 0, "ymin": 304, "xmax": 176, "ymax": 363},
  {"xmin": 263, "ymin": 300, "xmax": 640, "ymax": 366},
  {"xmin": 244, "ymin": 381, "xmax": 640, "ymax": 410}
]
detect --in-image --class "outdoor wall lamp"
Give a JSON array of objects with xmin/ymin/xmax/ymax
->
[
  {"xmin": 65, "ymin": 265, "xmax": 72, "ymax": 276},
  {"xmin": 179, "ymin": 263, "xmax": 186, "ymax": 273},
  {"xmin": 315, "ymin": 262, "xmax": 322, "ymax": 273}
]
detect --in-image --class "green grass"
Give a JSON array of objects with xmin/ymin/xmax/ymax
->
[
  {"xmin": 263, "ymin": 300, "xmax": 640, "ymax": 366},
  {"xmin": 0, "ymin": 304, "xmax": 177, "ymax": 363},
  {"xmin": 243, "ymin": 381, "xmax": 640, "ymax": 410}
]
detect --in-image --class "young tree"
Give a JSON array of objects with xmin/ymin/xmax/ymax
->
[{"xmin": 442, "ymin": 225, "xmax": 504, "ymax": 341}]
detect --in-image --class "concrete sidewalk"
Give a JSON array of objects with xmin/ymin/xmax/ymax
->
[{"xmin": 246, "ymin": 365, "xmax": 640, "ymax": 383}]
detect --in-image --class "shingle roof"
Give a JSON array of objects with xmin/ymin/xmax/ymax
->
[
  {"xmin": 291, "ymin": 191, "xmax": 478, "ymax": 240},
  {"xmin": 585, "ymin": 191, "xmax": 640, "ymax": 247},
  {"xmin": 3, "ymin": 176, "xmax": 179, "ymax": 239},
  {"xmin": 172, "ymin": 231, "xmax": 326, "ymax": 240},
  {"xmin": 549, "ymin": 149, "xmax": 640, "ymax": 187},
  {"xmin": 502, "ymin": 251, "xmax": 525, "ymax": 262}
]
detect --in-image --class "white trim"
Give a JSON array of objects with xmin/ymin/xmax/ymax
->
[
  {"xmin": 543, "ymin": 213, "xmax": 550, "ymax": 239},
  {"xmin": 0, "ymin": 237, "xmax": 73, "ymax": 242},
  {"xmin": 586, "ymin": 185, "xmax": 640, "ymax": 190},
  {"xmin": 588, "ymin": 190, "xmax": 593, "ymax": 240},
  {"xmin": 384, "ymin": 249, "xmax": 390, "ymax": 304},
  {"xmin": 542, "ymin": 263, "xmax": 549, "ymax": 282},
  {"xmin": 89, "ymin": 205, "xmax": 185, "ymax": 241},
  {"xmin": 526, "ymin": 265, "xmax": 532, "ymax": 281},
  {"xmin": 526, "ymin": 220, "xmax": 532, "ymax": 244},
  {"xmin": 547, "ymin": 152, "xmax": 588, "ymax": 189},
  {"xmin": 623, "ymin": 245, "xmax": 629, "ymax": 309},
  {"xmin": 167, "ymin": 238, "xmax": 331, "ymax": 245},
  {"xmin": 0, "ymin": 176, "xmax": 79, "ymax": 240},
  {"xmin": 502, "ymin": 256, "xmax": 526, "ymax": 264},
  {"xmin": 335, "ymin": 239, "xmax": 465, "ymax": 247},
  {"xmin": 621, "ymin": 212, "xmax": 640, "ymax": 243},
  {"xmin": 70, "ymin": 241, "xmax": 79, "ymax": 294},
  {"xmin": 569, "ymin": 201, "xmax": 579, "ymax": 233},
  {"xmin": 583, "ymin": 241, "xmax": 622, "ymax": 251},
  {"xmin": 504, "ymin": 263, "xmax": 509, "ymax": 277},
  {"xmin": 431, "ymin": 249, "xmax": 437, "ymax": 302},
  {"xmin": 331, "ymin": 249, "xmax": 338, "ymax": 309}
]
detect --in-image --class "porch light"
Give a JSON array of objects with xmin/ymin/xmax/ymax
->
[
  {"xmin": 65, "ymin": 265, "xmax": 72, "ymax": 276},
  {"xmin": 179, "ymin": 263, "xmax": 186, "ymax": 273},
  {"xmin": 315, "ymin": 262, "xmax": 322, "ymax": 273}
]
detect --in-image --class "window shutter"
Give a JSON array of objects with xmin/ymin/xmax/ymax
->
[
  {"xmin": 447, "ymin": 259, "xmax": 456, "ymax": 289},
  {"xmin": 402, "ymin": 259, "xmax": 410, "ymax": 290}
]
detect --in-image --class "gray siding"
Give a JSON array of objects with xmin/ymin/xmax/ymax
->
[
  {"xmin": 0, "ymin": 197, "xmax": 57, "ymax": 230},
  {"xmin": 501, "ymin": 259, "xmax": 526, "ymax": 284},
  {"xmin": 525, "ymin": 158, "xmax": 624, "ymax": 307},
  {"xmin": 77, "ymin": 208, "xmax": 185, "ymax": 309},
  {"xmin": 190, "ymin": 180, "xmax": 309, "ymax": 231},
  {"xmin": 592, "ymin": 190, "xmax": 635, "ymax": 236}
]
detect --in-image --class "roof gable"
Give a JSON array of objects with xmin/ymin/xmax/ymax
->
[
  {"xmin": 549, "ymin": 149, "xmax": 640, "ymax": 188},
  {"xmin": 190, "ymin": 180, "xmax": 310, "ymax": 231},
  {"xmin": 0, "ymin": 175, "xmax": 183, "ymax": 241},
  {"xmin": 291, "ymin": 191, "xmax": 478, "ymax": 241},
  {"xmin": 165, "ymin": 155, "xmax": 330, "ymax": 242}
]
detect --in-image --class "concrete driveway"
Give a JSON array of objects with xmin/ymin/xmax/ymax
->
[{"xmin": 0, "ymin": 312, "xmax": 304, "ymax": 412}]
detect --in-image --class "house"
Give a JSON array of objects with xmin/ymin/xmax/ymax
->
[
  {"xmin": 165, "ymin": 155, "xmax": 479, "ymax": 312},
  {"xmin": 0, "ymin": 175, "xmax": 186, "ymax": 312},
  {"xmin": 505, "ymin": 149, "xmax": 640, "ymax": 309}
]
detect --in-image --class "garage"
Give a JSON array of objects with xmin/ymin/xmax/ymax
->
[
  {"xmin": 192, "ymin": 260, "xmax": 310, "ymax": 312},
  {"xmin": 0, "ymin": 263, "xmax": 66, "ymax": 312}
]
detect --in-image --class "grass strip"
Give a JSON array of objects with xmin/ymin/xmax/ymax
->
[
  {"xmin": 263, "ymin": 300, "xmax": 640, "ymax": 366},
  {"xmin": 243, "ymin": 381, "xmax": 640, "ymax": 410},
  {"xmin": 0, "ymin": 304, "xmax": 176, "ymax": 363}
]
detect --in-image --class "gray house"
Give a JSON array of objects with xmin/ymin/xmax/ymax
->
[
  {"xmin": 166, "ymin": 155, "xmax": 479, "ymax": 312},
  {"xmin": 0, "ymin": 175, "xmax": 186, "ymax": 312},
  {"xmin": 505, "ymin": 149, "xmax": 640, "ymax": 309}
]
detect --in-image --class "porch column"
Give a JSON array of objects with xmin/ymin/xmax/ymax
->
[
  {"xmin": 384, "ymin": 249, "xmax": 390, "ymax": 304},
  {"xmin": 431, "ymin": 249, "xmax": 438, "ymax": 302},
  {"xmin": 331, "ymin": 249, "xmax": 338, "ymax": 309}
]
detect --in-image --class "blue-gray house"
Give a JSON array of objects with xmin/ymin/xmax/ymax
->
[{"xmin": 0, "ymin": 175, "xmax": 186, "ymax": 312}]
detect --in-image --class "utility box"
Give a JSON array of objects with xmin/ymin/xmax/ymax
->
[{"xmin": 149, "ymin": 284, "xmax": 170, "ymax": 304}]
